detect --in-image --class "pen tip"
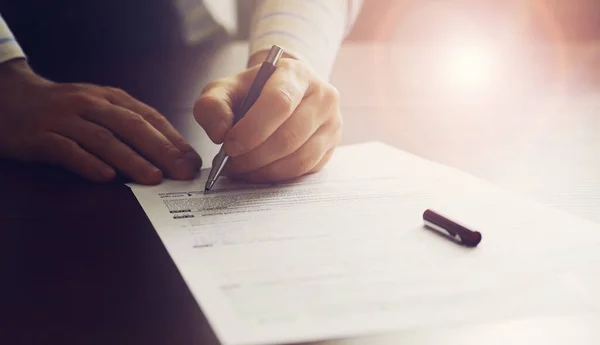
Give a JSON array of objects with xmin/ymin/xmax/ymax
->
[{"xmin": 204, "ymin": 179, "xmax": 216, "ymax": 192}]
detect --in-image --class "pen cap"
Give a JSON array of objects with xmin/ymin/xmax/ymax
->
[{"xmin": 423, "ymin": 209, "xmax": 482, "ymax": 246}]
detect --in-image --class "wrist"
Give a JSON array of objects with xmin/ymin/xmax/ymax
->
[
  {"xmin": 0, "ymin": 58, "xmax": 32, "ymax": 75},
  {"xmin": 0, "ymin": 58, "xmax": 51, "ymax": 87}
]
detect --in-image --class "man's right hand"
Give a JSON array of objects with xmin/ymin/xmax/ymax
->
[{"xmin": 0, "ymin": 59, "xmax": 202, "ymax": 184}]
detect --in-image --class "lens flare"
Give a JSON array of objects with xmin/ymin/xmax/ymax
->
[{"xmin": 441, "ymin": 42, "xmax": 501, "ymax": 90}]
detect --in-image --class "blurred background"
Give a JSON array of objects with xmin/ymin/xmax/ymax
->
[
  {"xmin": 238, "ymin": 0, "xmax": 600, "ymax": 222},
  {"xmin": 235, "ymin": 0, "xmax": 600, "ymax": 43},
  {"xmin": 234, "ymin": 0, "xmax": 600, "ymax": 84}
]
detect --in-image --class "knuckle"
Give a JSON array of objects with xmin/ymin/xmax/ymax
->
[
  {"xmin": 331, "ymin": 112, "xmax": 343, "ymax": 129},
  {"xmin": 278, "ymin": 128, "xmax": 300, "ymax": 153},
  {"xmin": 323, "ymin": 84, "xmax": 340, "ymax": 105},
  {"xmin": 271, "ymin": 87, "xmax": 295, "ymax": 112},
  {"xmin": 156, "ymin": 115, "xmax": 172, "ymax": 129},
  {"xmin": 92, "ymin": 127, "xmax": 115, "ymax": 142},
  {"xmin": 279, "ymin": 58, "xmax": 301, "ymax": 73},
  {"xmin": 146, "ymin": 111, "xmax": 169, "ymax": 126},
  {"xmin": 282, "ymin": 58, "xmax": 313, "ymax": 79},
  {"xmin": 159, "ymin": 142, "xmax": 180, "ymax": 158},
  {"xmin": 145, "ymin": 105, "xmax": 162, "ymax": 118},
  {"xmin": 294, "ymin": 152, "xmax": 315, "ymax": 175},
  {"xmin": 106, "ymin": 86, "xmax": 128, "ymax": 97},
  {"xmin": 103, "ymin": 87, "xmax": 129, "ymax": 103},
  {"xmin": 124, "ymin": 113, "xmax": 148, "ymax": 129},
  {"xmin": 69, "ymin": 92, "xmax": 99, "ymax": 109},
  {"xmin": 59, "ymin": 83, "xmax": 86, "ymax": 93},
  {"xmin": 126, "ymin": 150, "xmax": 144, "ymax": 168}
]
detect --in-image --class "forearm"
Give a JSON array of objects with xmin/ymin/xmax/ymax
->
[
  {"xmin": 0, "ymin": 14, "xmax": 25, "ymax": 64},
  {"xmin": 248, "ymin": 0, "xmax": 362, "ymax": 79}
]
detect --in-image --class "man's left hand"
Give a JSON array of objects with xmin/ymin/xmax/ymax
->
[{"xmin": 194, "ymin": 55, "xmax": 342, "ymax": 183}]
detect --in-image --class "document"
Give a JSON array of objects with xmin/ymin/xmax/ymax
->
[{"xmin": 128, "ymin": 142, "xmax": 600, "ymax": 345}]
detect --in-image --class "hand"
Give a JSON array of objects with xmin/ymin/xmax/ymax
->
[
  {"xmin": 193, "ymin": 54, "xmax": 342, "ymax": 183},
  {"xmin": 0, "ymin": 59, "xmax": 201, "ymax": 184}
]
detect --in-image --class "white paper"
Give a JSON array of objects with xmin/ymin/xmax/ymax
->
[{"xmin": 128, "ymin": 142, "xmax": 600, "ymax": 345}]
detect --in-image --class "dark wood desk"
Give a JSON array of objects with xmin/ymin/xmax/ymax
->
[
  {"xmin": 2, "ymin": 41, "xmax": 600, "ymax": 345},
  {"xmin": 0, "ymin": 41, "xmax": 224, "ymax": 345}
]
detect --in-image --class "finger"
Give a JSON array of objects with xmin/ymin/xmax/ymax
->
[
  {"xmin": 55, "ymin": 120, "xmax": 163, "ymax": 185},
  {"xmin": 234, "ymin": 123, "xmax": 341, "ymax": 184},
  {"xmin": 226, "ymin": 94, "xmax": 324, "ymax": 175},
  {"xmin": 104, "ymin": 87, "xmax": 202, "ymax": 167},
  {"xmin": 82, "ymin": 103, "xmax": 198, "ymax": 180},
  {"xmin": 34, "ymin": 133, "xmax": 117, "ymax": 183},
  {"xmin": 224, "ymin": 60, "xmax": 313, "ymax": 158},
  {"xmin": 193, "ymin": 72, "xmax": 258, "ymax": 144}
]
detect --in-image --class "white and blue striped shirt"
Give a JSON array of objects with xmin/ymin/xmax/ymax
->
[
  {"xmin": 0, "ymin": 13, "xmax": 23, "ymax": 63},
  {"xmin": 0, "ymin": 0, "xmax": 362, "ymax": 78}
]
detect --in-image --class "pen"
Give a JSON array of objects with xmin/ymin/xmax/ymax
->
[
  {"xmin": 204, "ymin": 45, "xmax": 284, "ymax": 192},
  {"xmin": 423, "ymin": 209, "xmax": 482, "ymax": 247}
]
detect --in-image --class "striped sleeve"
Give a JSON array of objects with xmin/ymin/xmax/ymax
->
[
  {"xmin": 0, "ymin": 14, "xmax": 25, "ymax": 64},
  {"xmin": 249, "ymin": 0, "xmax": 363, "ymax": 79}
]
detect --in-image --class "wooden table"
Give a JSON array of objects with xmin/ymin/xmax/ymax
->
[{"xmin": 2, "ymin": 40, "xmax": 600, "ymax": 345}]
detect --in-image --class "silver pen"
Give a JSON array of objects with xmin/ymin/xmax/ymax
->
[{"xmin": 204, "ymin": 45, "xmax": 283, "ymax": 192}]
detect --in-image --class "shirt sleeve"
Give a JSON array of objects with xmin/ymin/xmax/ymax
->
[
  {"xmin": 0, "ymin": 14, "xmax": 25, "ymax": 64},
  {"xmin": 248, "ymin": 0, "xmax": 363, "ymax": 79}
]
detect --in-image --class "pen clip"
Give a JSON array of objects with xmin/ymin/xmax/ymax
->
[{"xmin": 423, "ymin": 220, "xmax": 463, "ymax": 244}]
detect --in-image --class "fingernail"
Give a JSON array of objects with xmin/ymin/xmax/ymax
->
[
  {"xmin": 182, "ymin": 144, "xmax": 200, "ymax": 157},
  {"xmin": 184, "ymin": 151, "xmax": 202, "ymax": 169},
  {"xmin": 100, "ymin": 167, "xmax": 116, "ymax": 180},
  {"xmin": 145, "ymin": 168, "xmax": 163, "ymax": 184}
]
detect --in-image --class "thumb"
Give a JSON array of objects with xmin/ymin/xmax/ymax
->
[
  {"xmin": 194, "ymin": 66, "xmax": 262, "ymax": 144},
  {"xmin": 193, "ymin": 80, "xmax": 239, "ymax": 144}
]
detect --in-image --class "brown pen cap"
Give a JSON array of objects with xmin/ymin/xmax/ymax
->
[{"xmin": 423, "ymin": 209, "xmax": 482, "ymax": 247}]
